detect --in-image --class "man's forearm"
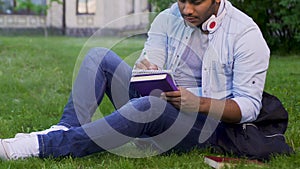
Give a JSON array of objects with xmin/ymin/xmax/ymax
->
[{"xmin": 199, "ymin": 97, "xmax": 242, "ymax": 123}]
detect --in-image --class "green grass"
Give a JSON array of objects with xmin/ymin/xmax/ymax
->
[{"xmin": 0, "ymin": 36, "xmax": 299, "ymax": 168}]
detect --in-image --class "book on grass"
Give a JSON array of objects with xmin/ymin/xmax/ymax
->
[
  {"xmin": 204, "ymin": 156, "xmax": 264, "ymax": 169},
  {"xmin": 130, "ymin": 70, "xmax": 178, "ymax": 96}
]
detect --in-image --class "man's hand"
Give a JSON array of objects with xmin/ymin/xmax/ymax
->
[
  {"xmin": 161, "ymin": 87, "xmax": 242, "ymax": 123},
  {"xmin": 135, "ymin": 59, "xmax": 158, "ymax": 70},
  {"xmin": 161, "ymin": 87, "xmax": 200, "ymax": 113}
]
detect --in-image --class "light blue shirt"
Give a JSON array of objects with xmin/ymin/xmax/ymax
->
[
  {"xmin": 173, "ymin": 30, "xmax": 205, "ymax": 89},
  {"xmin": 136, "ymin": 0, "xmax": 270, "ymax": 123}
]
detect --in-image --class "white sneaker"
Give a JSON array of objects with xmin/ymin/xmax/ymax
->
[
  {"xmin": 14, "ymin": 125, "xmax": 69, "ymax": 138},
  {"xmin": 0, "ymin": 135, "xmax": 39, "ymax": 160},
  {"xmin": 0, "ymin": 140, "xmax": 8, "ymax": 160}
]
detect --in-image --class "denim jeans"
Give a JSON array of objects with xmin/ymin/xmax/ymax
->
[{"xmin": 38, "ymin": 48, "xmax": 220, "ymax": 158}]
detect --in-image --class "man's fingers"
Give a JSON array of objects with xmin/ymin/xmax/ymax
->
[
  {"xmin": 140, "ymin": 59, "xmax": 152, "ymax": 67},
  {"xmin": 135, "ymin": 62, "xmax": 148, "ymax": 70},
  {"xmin": 164, "ymin": 90, "xmax": 181, "ymax": 97},
  {"xmin": 166, "ymin": 97, "xmax": 181, "ymax": 102},
  {"xmin": 135, "ymin": 59, "xmax": 158, "ymax": 70}
]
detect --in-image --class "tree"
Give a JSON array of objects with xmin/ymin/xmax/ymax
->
[
  {"xmin": 230, "ymin": 0, "xmax": 300, "ymax": 53},
  {"xmin": 148, "ymin": 0, "xmax": 176, "ymax": 12},
  {"xmin": 15, "ymin": 0, "xmax": 62, "ymax": 37}
]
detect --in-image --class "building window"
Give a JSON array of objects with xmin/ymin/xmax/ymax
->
[
  {"xmin": 0, "ymin": 0, "xmax": 47, "ymax": 15},
  {"xmin": 0, "ymin": 0, "xmax": 15, "ymax": 14},
  {"xmin": 76, "ymin": 0, "xmax": 96, "ymax": 15}
]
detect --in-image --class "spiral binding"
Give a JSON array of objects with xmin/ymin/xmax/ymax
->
[{"xmin": 131, "ymin": 69, "xmax": 173, "ymax": 76}]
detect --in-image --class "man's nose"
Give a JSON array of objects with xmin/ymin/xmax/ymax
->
[{"xmin": 182, "ymin": 3, "xmax": 195, "ymax": 15}]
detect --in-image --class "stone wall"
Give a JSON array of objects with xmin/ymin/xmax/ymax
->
[
  {"xmin": 0, "ymin": 0, "xmax": 150, "ymax": 37},
  {"xmin": 0, "ymin": 15, "xmax": 46, "ymax": 28}
]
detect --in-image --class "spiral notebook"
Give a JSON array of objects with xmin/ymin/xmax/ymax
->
[{"xmin": 130, "ymin": 70, "xmax": 178, "ymax": 96}]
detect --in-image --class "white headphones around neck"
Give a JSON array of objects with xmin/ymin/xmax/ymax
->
[
  {"xmin": 202, "ymin": 15, "xmax": 218, "ymax": 33},
  {"xmin": 201, "ymin": 4, "xmax": 226, "ymax": 33}
]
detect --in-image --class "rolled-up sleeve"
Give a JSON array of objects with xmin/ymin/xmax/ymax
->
[{"xmin": 231, "ymin": 26, "xmax": 270, "ymax": 123}]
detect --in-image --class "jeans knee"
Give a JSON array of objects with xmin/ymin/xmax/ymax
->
[
  {"xmin": 87, "ymin": 47, "xmax": 114, "ymax": 63},
  {"xmin": 82, "ymin": 47, "xmax": 119, "ymax": 70}
]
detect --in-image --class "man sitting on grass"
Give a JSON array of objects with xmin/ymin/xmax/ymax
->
[{"xmin": 0, "ymin": 0, "xmax": 292, "ymax": 160}]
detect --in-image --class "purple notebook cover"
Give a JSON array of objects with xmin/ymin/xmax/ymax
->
[{"xmin": 131, "ymin": 73, "xmax": 178, "ymax": 96}]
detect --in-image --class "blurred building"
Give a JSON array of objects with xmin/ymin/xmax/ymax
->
[{"xmin": 0, "ymin": 0, "xmax": 151, "ymax": 36}]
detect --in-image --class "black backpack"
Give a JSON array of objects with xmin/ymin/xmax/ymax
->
[{"xmin": 217, "ymin": 92, "xmax": 294, "ymax": 161}]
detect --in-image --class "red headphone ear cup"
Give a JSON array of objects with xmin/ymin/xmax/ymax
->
[
  {"xmin": 207, "ymin": 20, "xmax": 217, "ymax": 32},
  {"xmin": 209, "ymin": 21, "xmax": 217, "ymax": 30},
  {"xmin": 202, "ymin": 15, "xmax": 216, "ymax": 32}
]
